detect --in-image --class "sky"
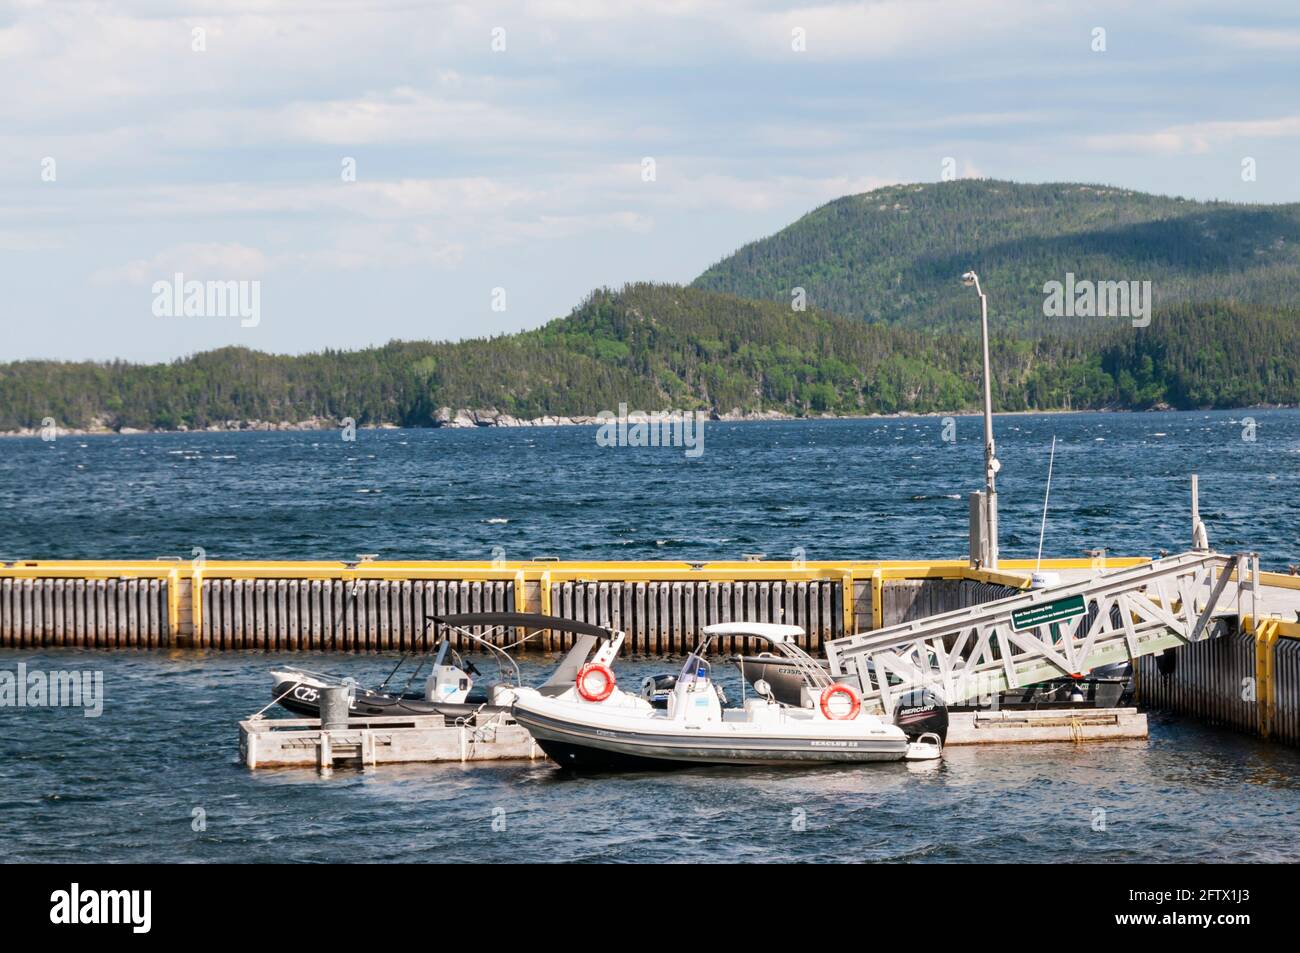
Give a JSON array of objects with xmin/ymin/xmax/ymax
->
[{"xmin": 3, "ymin": 0, "xmax": 1300, "ymax": 362}]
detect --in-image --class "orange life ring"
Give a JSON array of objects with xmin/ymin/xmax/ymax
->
[
  {"xmin": 820, "ymin": 683, "xmax": 861, "ymax": 720},
  {"xmin": 576, "ymin": 663, "xmax": 616, "ymax": 702}
]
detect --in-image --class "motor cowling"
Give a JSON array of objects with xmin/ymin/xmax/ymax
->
[
  {"xmin": 425, "ymin": 664, "xmax": 472, "ymax": 704},
  {"xmin": 640, "ymin": 673, "xmax": 677, "ymax": 700},
  {"xmin": 893, "ymin": 689, "xmax": 948, "ymax": 746}
]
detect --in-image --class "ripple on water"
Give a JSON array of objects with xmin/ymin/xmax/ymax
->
[
  {"xmin": 3, "ymin": 412, "xmax": 1300, "ymax": 860},
  {"xmin": 0, "ymin": 652, "xmax": 1298, "ymax": 861}
]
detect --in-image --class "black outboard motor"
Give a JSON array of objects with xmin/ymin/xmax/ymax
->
[
  {"xmin": 640, "ymin": 673, "xmax": 678, "ymax": 709},
  {"xmin": 892, "ymin": 689, "xmax": 949, "ymax": 746}
]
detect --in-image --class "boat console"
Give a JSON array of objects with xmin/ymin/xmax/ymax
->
[{"xmin": 666, "ymin": 654, "xmax": 724, "ymax": 723}]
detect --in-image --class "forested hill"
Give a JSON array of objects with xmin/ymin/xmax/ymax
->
[
  {"xmin": 693, "ymin": 180, "xmax": 1300, "ymax": 334},
  {"xmin": 2, "ymin": 284, "xmax": 1297, "ymax": 432}
]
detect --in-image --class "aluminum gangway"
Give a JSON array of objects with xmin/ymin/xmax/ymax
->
[{"xmin": 825, "ymin": 551, "xmax": 1258, "ymax": 712}]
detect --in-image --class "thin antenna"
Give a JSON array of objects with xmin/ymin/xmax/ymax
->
[{"xmin": 1036, "ymin": 435, "xmax": 1057, "ymax": 570}]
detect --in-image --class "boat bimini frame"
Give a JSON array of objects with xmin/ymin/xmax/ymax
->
[
  {"xmin": 267, "ymin": 612, "xmax": 626, "ymax": 718},
  {"xmin": 433, "ymin": 613, "xmax": 628, "ymax": 704},
  {"xmin": 701, "ymin": 622, "xmax": 835, "ymax": 706}
]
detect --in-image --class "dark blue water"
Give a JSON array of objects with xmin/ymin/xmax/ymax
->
[
  {"xmin": 4, "ymin": 651, "xmax": 1298, "ymax": 863},
  {"xmin": 1, "ymin": 410, "xmax": 1298, "ymax": 565},
  {"xmin": 2, "ymin": 411, "xmax": 1299, "ymax": 863}
]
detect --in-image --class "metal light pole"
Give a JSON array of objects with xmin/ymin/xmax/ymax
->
[{"xmin": 962, "ymin": 271, "xmax": 999, "ymax": 568}]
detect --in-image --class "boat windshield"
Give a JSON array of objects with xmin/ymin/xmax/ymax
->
[{"xmin": 678, "ymin": 652, "xmax": 710, "ymax": 687}]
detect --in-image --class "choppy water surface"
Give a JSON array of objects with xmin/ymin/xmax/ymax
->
[
  {"xmin": 4, "ymin": 652, "xmax": 1298, "ymax": 863},
  {"xmin": 2, "ymin": 411, "xmax": 1299, "ymax": 862},
  {"xmin": 1, "ymin": 410, "xmax": 1297, "ymax": 565}
]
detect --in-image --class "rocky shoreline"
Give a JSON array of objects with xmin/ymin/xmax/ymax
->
[
  {"xmin": 1, "ymin": 403, "xmax": 1288, "ymax": 437},
  {"xmin": 431, "ymin": 406, "xmax": 793, "ymax": 428},
  {"xmin": 0, "ymin": 406, "xmax": 795, "ymax": 437}
]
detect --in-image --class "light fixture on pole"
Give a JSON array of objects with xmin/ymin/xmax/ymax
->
[{"xmin": 962, "ymin": 270, "xmax": 999, "ymax": 569}]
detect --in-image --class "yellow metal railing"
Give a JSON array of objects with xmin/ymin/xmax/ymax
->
[{"xmin": 0, "ymin": 555, "xmax": 1149, "ymax": 582}]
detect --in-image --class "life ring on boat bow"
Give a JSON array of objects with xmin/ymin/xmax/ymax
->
[
  {"xmin": 820, "ymin": 684, "xmax": 861, "ymax": 720},
  {"xmin": 576, "ymin": 663, "xmax": 616, "ymax": 702}
]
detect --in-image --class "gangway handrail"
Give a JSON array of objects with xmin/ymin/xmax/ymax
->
[{"xmin": 825, "ymin": 550, "xmax": 1250, "ymax": 712}]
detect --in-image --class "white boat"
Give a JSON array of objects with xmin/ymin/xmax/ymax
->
[
  {"xmin": 269, "ymin": 612, "xmax": 620, "ymax": 722},
  {"xmin": 510, "ymin": 622, "xmax": 945, "ymax": 769}
]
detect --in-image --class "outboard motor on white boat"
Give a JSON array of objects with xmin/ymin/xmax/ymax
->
[
  {"xmin": 893, "ymin": 689, "xmax": 948, "ymax": 760},
  {"xmin": 640, "ymin": 673, "xmax": 677, "ymax": 709},
  {"xmin": 424, "ymin": 638, "xmax": 476, "ymax": 704},
  {"xmin": 893, "ymin": 689, "xmax": 948, "ymax": 743},
  {"xmin": 638, "ymin": 671, "xmax": 725, "ymax": 710}
]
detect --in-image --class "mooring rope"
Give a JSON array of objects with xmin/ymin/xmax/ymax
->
[
  {"xmin": 453, "ymin": 702, "xmax": 502, "ymax": 743},
  {"xmin": 248, "ymin": 678, "xmax": 305, "ymax": 722}
]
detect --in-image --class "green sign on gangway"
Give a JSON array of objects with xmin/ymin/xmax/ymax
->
[{"xmin": 1010, "ymin": 594, "xmax": 1087, "ymax": 631}]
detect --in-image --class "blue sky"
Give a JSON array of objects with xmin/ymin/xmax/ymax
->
[{"xmin": 3, "ymin": 0, "xmax": 1299, "ymax": 362}]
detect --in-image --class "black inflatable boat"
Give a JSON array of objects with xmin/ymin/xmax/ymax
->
[{"xmin": 269, "ymin": 672, "xmax": 502, "ymax": 719}]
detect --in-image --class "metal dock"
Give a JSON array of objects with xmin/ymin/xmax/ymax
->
[
  {"xmin": 0, "ymin": 554, "xmax": 1141, "ymax": 653},
  {"xmin": 6, "ymin": 551, "xmax": 1300, "ymax": 749}
]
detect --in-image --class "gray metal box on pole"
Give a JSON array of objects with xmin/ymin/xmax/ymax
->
[
  {"xmin": 970, "ymin": 490, "xmax": 990, "ymax": 568},
  {"xmin": 319, "ymin": 685, "xmax": 352, "ymax": 731}
]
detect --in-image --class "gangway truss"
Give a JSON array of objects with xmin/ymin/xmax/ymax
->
[{"xmin": 825, "ymin": 551, "xmax": 1258, "ymax": 711}]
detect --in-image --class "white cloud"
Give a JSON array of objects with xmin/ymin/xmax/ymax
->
[
  {"xmin": 0, "ymin": 229, "xmax": 63, "ymax": 252},
  {"xmin": 282, "ymin": 225, "xmax": 466, "ymax": 271},
  {"xmin": 1083, "ymin": 115, "xmax": 1300, "ymax": 155},
  {"xmin": 269, "ymin": 87, "xmax": 588, "ymax": 147},
  {"xmin": 93, "ymin": 242, "xmax": 269, "ymax": 285},
  {"xmin": 737, "ymin": 0, "xmax": 1054, "ymax": 61},
  {"xmin": 1203, "ymin": 27, "xmax": 1300, "ymax": 51}
]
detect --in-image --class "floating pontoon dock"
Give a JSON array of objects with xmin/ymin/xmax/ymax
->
[
  {"xmin": 944, "ymin": 708, "xmax": 1148, "ymax": 745},
  {"xmin": 239, "ymin": 708, "xmax": 1147, "ymax": 771},
  {"xmin": 239, "ymin": 713, "xmax": 540, "ymax": 770}
]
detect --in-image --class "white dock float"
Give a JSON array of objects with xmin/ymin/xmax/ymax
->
[
  {"xmin": 945, "ymin": 707, "xmax": 1148, "ymax": 745},
  {"xmin": 239, "ymin": 714, "xmax": 540, "ymax": 770}
]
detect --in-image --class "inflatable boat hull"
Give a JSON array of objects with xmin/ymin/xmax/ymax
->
[
  {"xmin": 513, "ymin": 701, "xmax": 908, "ymax": 770},
  {"xmin": 271, "ymin": 679, "xmax": 507, "ymax": 721}
]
